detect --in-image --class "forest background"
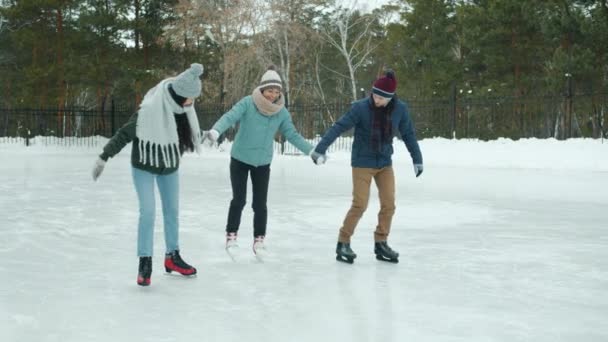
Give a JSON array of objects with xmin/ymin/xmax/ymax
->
[{"xmin": 1, "ymin": 0, "xmax": 607, "ymax": 140}]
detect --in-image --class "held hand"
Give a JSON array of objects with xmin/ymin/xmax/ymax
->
[
  {"xmin": 92, "ymin": 158, "xmax": 106, "ymax": 181},
  {"xmin": 203, "ymin": 129, "xmax": 220, "ymax": 145},
  {"xmin": 310, "ymin": 151, "xmax": 327, "ymax": 165},
  {"xmin": 413, "ymin": 163, "xmax": 423, "ymax": 177}
]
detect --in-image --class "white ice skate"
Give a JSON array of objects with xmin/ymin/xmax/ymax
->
[
  {"xmin": 252, "ymin": 236, "xmax": 267, "ymax": 262},
  {"xmin": 225, "ymin": 232, "xmax": 239, "ymax": 262}
]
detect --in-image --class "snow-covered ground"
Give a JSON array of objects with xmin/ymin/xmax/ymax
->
[{"xmin": 1, "ymin": 138, "xmax": 607, "ymax": 342}]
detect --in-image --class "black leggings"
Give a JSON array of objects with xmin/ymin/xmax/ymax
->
[{"xmin": 226, "ymin": 158, "xmax": 271, "ymax": 237}]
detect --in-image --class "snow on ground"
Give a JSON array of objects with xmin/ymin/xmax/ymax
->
[{"xmin": 1, "ymin": 138, "xmax": 607, "ymax": 342}]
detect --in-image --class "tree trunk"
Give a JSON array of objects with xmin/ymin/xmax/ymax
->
[
  {"xmin": 131, "ymin": 0, "xmax": 141, "ymax": 107},
  {"xmin": 56, "ymin": 6, "xmax": 66, "ymax": 134},
  {"xmin": 134, "ymin": 0, "xmax": 140, "ymax": 50},
  {"xmin": 277, "ymin": 29, "xmax": 291, "ymax": 107},
  {"xmin": 511, "ymin": 26, "xmax": 522, "ymax": 137},
  {"xmin": 135, "ymin": 80, "xmax": 142, "ymax": 106},
  {"xmin": 283, "ymin": 30, "xmax": 290, "ymax": 107},
  {"xmin": 346, "ymin": 55, "xmax": 357, "ymax": 102},
  {"xmin": 143, "ymin": 43, "xmax": 149, "ymax": 69}
]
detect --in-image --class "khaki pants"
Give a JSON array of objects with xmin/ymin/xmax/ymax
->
[{"xmin": 338, "ymin": 166, "xmax": 396, "ymax": 243}]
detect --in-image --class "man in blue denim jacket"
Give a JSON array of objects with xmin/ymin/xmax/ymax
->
[{"xmin": 312, "ymin": 70, "xmax": 423, "ymax": 264}]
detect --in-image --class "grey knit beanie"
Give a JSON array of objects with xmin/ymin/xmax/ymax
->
[
  {"xmin": 171, "ymin": 63, "xmax": 204, "ymax": 98},
  {"xmin": 259, "ymin": 65, "xmax": 282, "ymax": 91}
]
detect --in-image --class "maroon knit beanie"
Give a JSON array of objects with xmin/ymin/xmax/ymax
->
[{"xmin": 372, "ymin": 70, "xmax": 397, "ymax": 98}]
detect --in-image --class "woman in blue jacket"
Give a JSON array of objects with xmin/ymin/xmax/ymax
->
[
  {"xmin": 205, "ymin": 65, "xmax": 317, "ymax": 259},
  {"xmin": 312, "ymin": 70, "xmax": 423, "ymax": 264}
]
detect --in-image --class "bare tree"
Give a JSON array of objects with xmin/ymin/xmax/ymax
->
[
  {"xmin": 251, "ymin": 0, "xmax": 324, "ymax": 106},
  {"xmin": 0, "ymin": 12, "xmax": 6, "ymax": 35},
  {"xmin": 167, "ymin": 0, "xmax": 266, "ymax": 103},
  {"xmin": 274, "ymin": 25, "xmax": 292, "ymax": 104},
  {"xmin": 320, "ymin": 2, "xmax": 379, "ymax": 101},
  {"xmin": 0, "ymin": 3, "xmax": 7, "ymax": 64}
]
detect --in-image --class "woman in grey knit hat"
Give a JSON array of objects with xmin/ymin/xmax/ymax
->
[
  {"xmin": 205, "ymin": 65, "xmax": 324, "ymax": 261},
  {"xmin": 91, "ymin": 63, "xmax": 204, "ymax": 286}
]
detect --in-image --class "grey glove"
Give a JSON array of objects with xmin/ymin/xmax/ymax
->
[
  {"xmin": 310, "ymin": 151, "xmax": 327, "ymax": 165},
  {"xmin": 414, "ymin": 163, "xmax": 423, "ymax": 177},
  {"xmin": 92, "ymin": 157, "xmax": 106, "ymax": 181}
]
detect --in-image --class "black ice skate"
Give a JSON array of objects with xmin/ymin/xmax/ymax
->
[
  {"xmin": 374, "ymin": 241, "xmax": 399, "ymax": 263},
  {"xmin": 137, "ymin": 256, "xmax": 152, "ymax": 286},
  {"xmin": 164, "ymin": 250, "xmax": 197, "ymax": 276},
  {"xmin": 336, "ymin": 242, "xmax": 357, "ymax": 264}
]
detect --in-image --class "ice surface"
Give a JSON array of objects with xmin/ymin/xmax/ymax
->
[{"xmin": 1, "ymin": 138, "xmax": 607, "ymax": 342}]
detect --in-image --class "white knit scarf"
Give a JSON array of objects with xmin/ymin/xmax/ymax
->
[
  {"xmin": 251, "ymin": 86, "xmax": 285, "ymax": 116},
  {"xmin": 136, "ymin": 78, "xmax": 201, "ymax": 168}
]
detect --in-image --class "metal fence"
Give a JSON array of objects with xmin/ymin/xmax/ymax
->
[{"xmin": 1, "ymin": 92, "xmax": 606, "ymax": 148}]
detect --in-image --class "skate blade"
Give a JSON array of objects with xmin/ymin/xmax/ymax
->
[
  {"xmin": 375, "ymin": 255, "xmax": 399, "ymax": 263},
  {"xmin": 336, "ymin": 255, "xmax": 355, "ymax": 264},
  {"xmin": 226, "ymin": 245, "xmax": 240, "ymax": 262},
  {"xmin": 253, "ymin": 249, "xmax": 267, "ymax": 263},
  {"xmin": 163, "ymin": 272, "xmax": 198, "ymax": 278},
  {"xmin": 137, "ymin": 278, "xmax": 151, "ymax": 286}
]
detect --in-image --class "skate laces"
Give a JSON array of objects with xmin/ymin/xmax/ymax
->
[
  {"xmin": 385, "ymin": 244, "xmax": 394, "ymax": 253},
  {"xmin": 167, "ymin": 250, "xmax": 192, "ymax": 269},
  {"xmin": 138, "ymin": 257, "xmax": 152, "ymax": 275}
]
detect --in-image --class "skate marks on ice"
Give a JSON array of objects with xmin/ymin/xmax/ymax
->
[
  {"xmin": 224, "ymin": 239, "xmax": 271, "ymax": 263},
  {"xmin": 162, "ymin": 271, "xmax": 199, "ymax": 281},
  {"xmin": 225, "ymin": 245, "xmax": 271, "ymax": 263},
  {"xmin": 253, "ymin": 248, "xmax": 267, "ymax": 263},
  {"xmin": 3, "ymin": 145, "xmax": 608, "ymax": 342}
]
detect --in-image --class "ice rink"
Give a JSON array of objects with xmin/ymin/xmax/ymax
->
[{"xmin": 2, "ymin": 138, "xmax": 607, "ymax": 342}]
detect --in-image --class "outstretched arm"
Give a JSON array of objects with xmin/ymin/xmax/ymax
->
[
  {"xmin": 279, "ymin": 113, "xmax": 314, "ymax": 155},
  {"xmin": 211, "ymin": 97, "xmax": 248, "ymax": 135},
  {"xmin": 314, "ymin": 106, "xmax": 359, "ymax": 154},
  {"xmin": 93, "ymin": 112, "xmax": 137, "ymax": 181},
  {"xmin": 100, "ymin": 112, "xmax": 137, "ymax": 161}
]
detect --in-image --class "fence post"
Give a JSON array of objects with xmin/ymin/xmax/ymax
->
[
  {"xmin": 450, "ymin": 82, "xmax": 457, "ymax": 139},
  {"xmin": 111, "ymin": 97, "xmax": 116, "ymax": 136},
  {"xmin": 565, "ymin": 74, "xmax": 573, "ymax": 139},
  {"xmin": 280, "ymin": 95, "xmax": 288, "ymax": 155},
  {"xmin": 601, "ymin": 103, "xmax": 605, "ymax": 144}
]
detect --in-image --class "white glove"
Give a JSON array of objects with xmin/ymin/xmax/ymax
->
[
  {"xmin": 413, "ymin": 163, "xmax": 423, "ymax": 177},
  {"xmin": 204, "ymin": 129, "xmax": 220, "ymax": 145},
  {"xmin": 92, "ymin": 157, "xmax": 106, "ymax": 181}
]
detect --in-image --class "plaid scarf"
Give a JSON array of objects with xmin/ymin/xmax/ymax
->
[{"xmin": 370, "ymin": 97, "xmax": 394, "ymax": 152}]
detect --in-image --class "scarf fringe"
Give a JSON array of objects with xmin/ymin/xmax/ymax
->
[
  {"xmin": 135, "ymin": 79, "xmax": 201, "ymax": 169},
  {"xmin": 138, "ymin": 139, "xmax": 180, "ymax": 168}
]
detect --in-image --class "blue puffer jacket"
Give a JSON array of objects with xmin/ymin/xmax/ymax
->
[{"xmin": 315, "ymin": 97, "xmax": 422, "ymax": 168}]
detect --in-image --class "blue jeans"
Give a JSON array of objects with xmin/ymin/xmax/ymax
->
[{"xmin": 132, "ymin": 167, "xmax": 179, "ymax": 257}]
